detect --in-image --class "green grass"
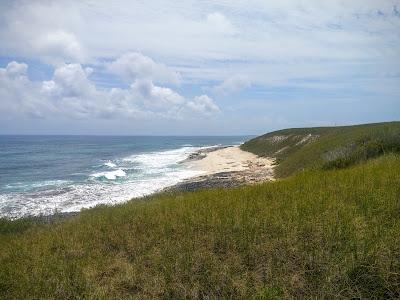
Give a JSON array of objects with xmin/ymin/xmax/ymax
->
[
  {"xmin": 1, "ymin": 154, "xmax": 399, "ymax": 299},
  {"xmin": 241, "ymin": 121, "xmax": 400, "ymax": 177}
]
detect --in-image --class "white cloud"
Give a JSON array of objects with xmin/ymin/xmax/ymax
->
[
  {"xmin": 107, "ymin": 52, "xmax": 180, "ymax": 84},
  {"xmin": 42, "ymin": 63, "xmax": 95, "ymax": 98},
  {"xmin": 4, "ymin": 61, "xmax": 28, "ymax": 78},
  {"xmin": 0, "ymin": 61, "xmax": 49, "ymax": 118},
  {"xmin": 0, "ymin": 1, "xmax": 398, "ymax": 133},
  {"xmin": 131, "ymin": 79, "xmax": 184, "ymax": 110},
  {"xmin": 186, "ymin": 95, "xmax": 220, "ymax": 116},
  {"xmin": 34, "ymin": 30, "xmax": 85, "ymax": 64},
  {"xmin": 213, "ymin": 74, "xmax": 251, "ymax": 95},
  {"xmin": 0, "ymin": 60, "xmax": 219, "ymax": 120}
]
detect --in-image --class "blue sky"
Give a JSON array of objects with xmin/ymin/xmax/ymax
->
[{"xmin": 0, "ymin": 0, "xmax": 399, "ymax": 135}]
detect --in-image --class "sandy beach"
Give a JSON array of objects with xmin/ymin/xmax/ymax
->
[
  {"xmin": 169, "ymin": 146, "xmax": 275, "ymax": 192},
  {"xmin": 187, "ymin": 146, "xmax": 275, "ymax": 175}
]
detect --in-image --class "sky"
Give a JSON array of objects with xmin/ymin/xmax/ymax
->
[{"xmin": 0, "ymin": 0, "xmax": 399, "ymax": 135}]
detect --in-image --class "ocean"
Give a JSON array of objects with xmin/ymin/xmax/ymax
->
[{"xmin": 0, "ymin": 136, "xmax": 249, "ymax": 219}]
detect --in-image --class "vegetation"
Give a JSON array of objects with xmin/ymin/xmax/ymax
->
[
  {"xmin": 241, "ymin": 121, "xmax": 400, "ymax": 177},
  {"xmin": 1, "ymin": 154, "xmax": 399, "ymax": 299}
]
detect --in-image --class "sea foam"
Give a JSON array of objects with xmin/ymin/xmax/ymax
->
[
  {"xmin": 104, "ymin": 161, "xmax": 117, "ymax": 168},
  {"xmin": 91, "ymin": 169, "xmax": 126, "ymax": 180}
]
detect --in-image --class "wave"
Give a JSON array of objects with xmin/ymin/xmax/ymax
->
[
  {"xmin": 123, "ymin": 146, "xmax": 201, "ymax": 168},
  {"xmin": 104, "ymin": 161, "xmax": 117, "ymax": 168},
  {"xmin": 91, "ymin": 169, "xmax": 127, "ymax": 180}
]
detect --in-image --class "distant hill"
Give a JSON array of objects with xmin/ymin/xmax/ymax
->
[{"xmin": 241, "ymin": 121, "xmax": 400, "ymax": 177}]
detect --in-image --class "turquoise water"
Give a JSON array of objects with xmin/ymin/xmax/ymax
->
[{"xmin": 0, "ymin": 136, "xmax": 249, "ymax": 218}]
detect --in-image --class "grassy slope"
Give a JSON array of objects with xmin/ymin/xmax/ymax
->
[
  {"xmin": 1, "ymin": 154, "xmax": 400, "ymax": 299},
  {"xmin": 241, "ymin": 121, "xmax": 400, "ymax": 177}
]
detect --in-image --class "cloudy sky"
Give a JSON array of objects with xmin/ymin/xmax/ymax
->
[{"xmin": 0, "ymin": 0, "xmax": 399, "ymax": 135}]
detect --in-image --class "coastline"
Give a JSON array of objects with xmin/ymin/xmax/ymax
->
[
  {"xmin": 167, "ymin": 145, "xmax": 275, "ymax": 192},
  {"xmin": 11, "ymin": 145, "xmax": 274, "ymax": 221}
]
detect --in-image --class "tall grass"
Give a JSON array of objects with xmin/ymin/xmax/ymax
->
[{"xmin": 1, "ymin": 154, "xmax": 399, "ymax": 299}]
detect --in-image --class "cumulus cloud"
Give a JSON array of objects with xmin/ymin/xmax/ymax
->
[
  {"xmin": 0, "ymin": 61, "xmax": 48, "ymax": 118},
  {"xmin": 4, "ymin": 61, "xmax": 28, "ymax": 78},
  {"xmin": 33, "ymin": 30, "xmax": 85, "ymax": 64},
  {"xmin": 107, "ymin": 52, "xmax": 180, "ymax": 84},
  {"xmin": 131, "ymin": 79, "xmax": 184, "ymax": 110},
  {"xmin": 186, "ymin": 95, "xmax": 221, "ymax": 116},
  {"xmin": 42, "ymin": 63, "xmax": 95, "ymax": 98},
  {"xmin": 213, "ymin": 74, "xmax": 251, "ymax": 95},
  {"xmin": 0, "ymin": 60, "xmax": 219, "ymax": 120}
]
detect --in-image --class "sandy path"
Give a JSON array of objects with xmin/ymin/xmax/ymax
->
[{"xmin": 187, "ymin": 146, "xmax": 275, "ymax": 176}]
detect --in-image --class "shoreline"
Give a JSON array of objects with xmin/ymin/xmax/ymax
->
[
  {"xmin": 166, "ymin": 145, "xmax": 275, "ymax": 192},
  {"xmin": 6, "ymin": 145, "xmax": 274, "ymax": 221}
]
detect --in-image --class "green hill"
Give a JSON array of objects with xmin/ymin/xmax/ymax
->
[
  {"xmin": 241, "ymin": 121, "xmax": 400, "ymax": 177},
  {"xmin": 1, "ymin": 122, "xmax": 400, "ymax": 299}
]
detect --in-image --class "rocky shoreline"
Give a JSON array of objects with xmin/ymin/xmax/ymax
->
[{"xmin": 180, "ymin": 145, "xmax": 230, "ymax": 162}]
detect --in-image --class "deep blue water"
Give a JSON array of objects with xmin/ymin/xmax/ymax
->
[{"xmin": 0, "ymin": 136, "xmax": 250, "ymax": 218}]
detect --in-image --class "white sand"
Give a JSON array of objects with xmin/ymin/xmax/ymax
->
[{"xmin": 187, "ymin": 146, "xmax": 275, "ymax": 176}]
